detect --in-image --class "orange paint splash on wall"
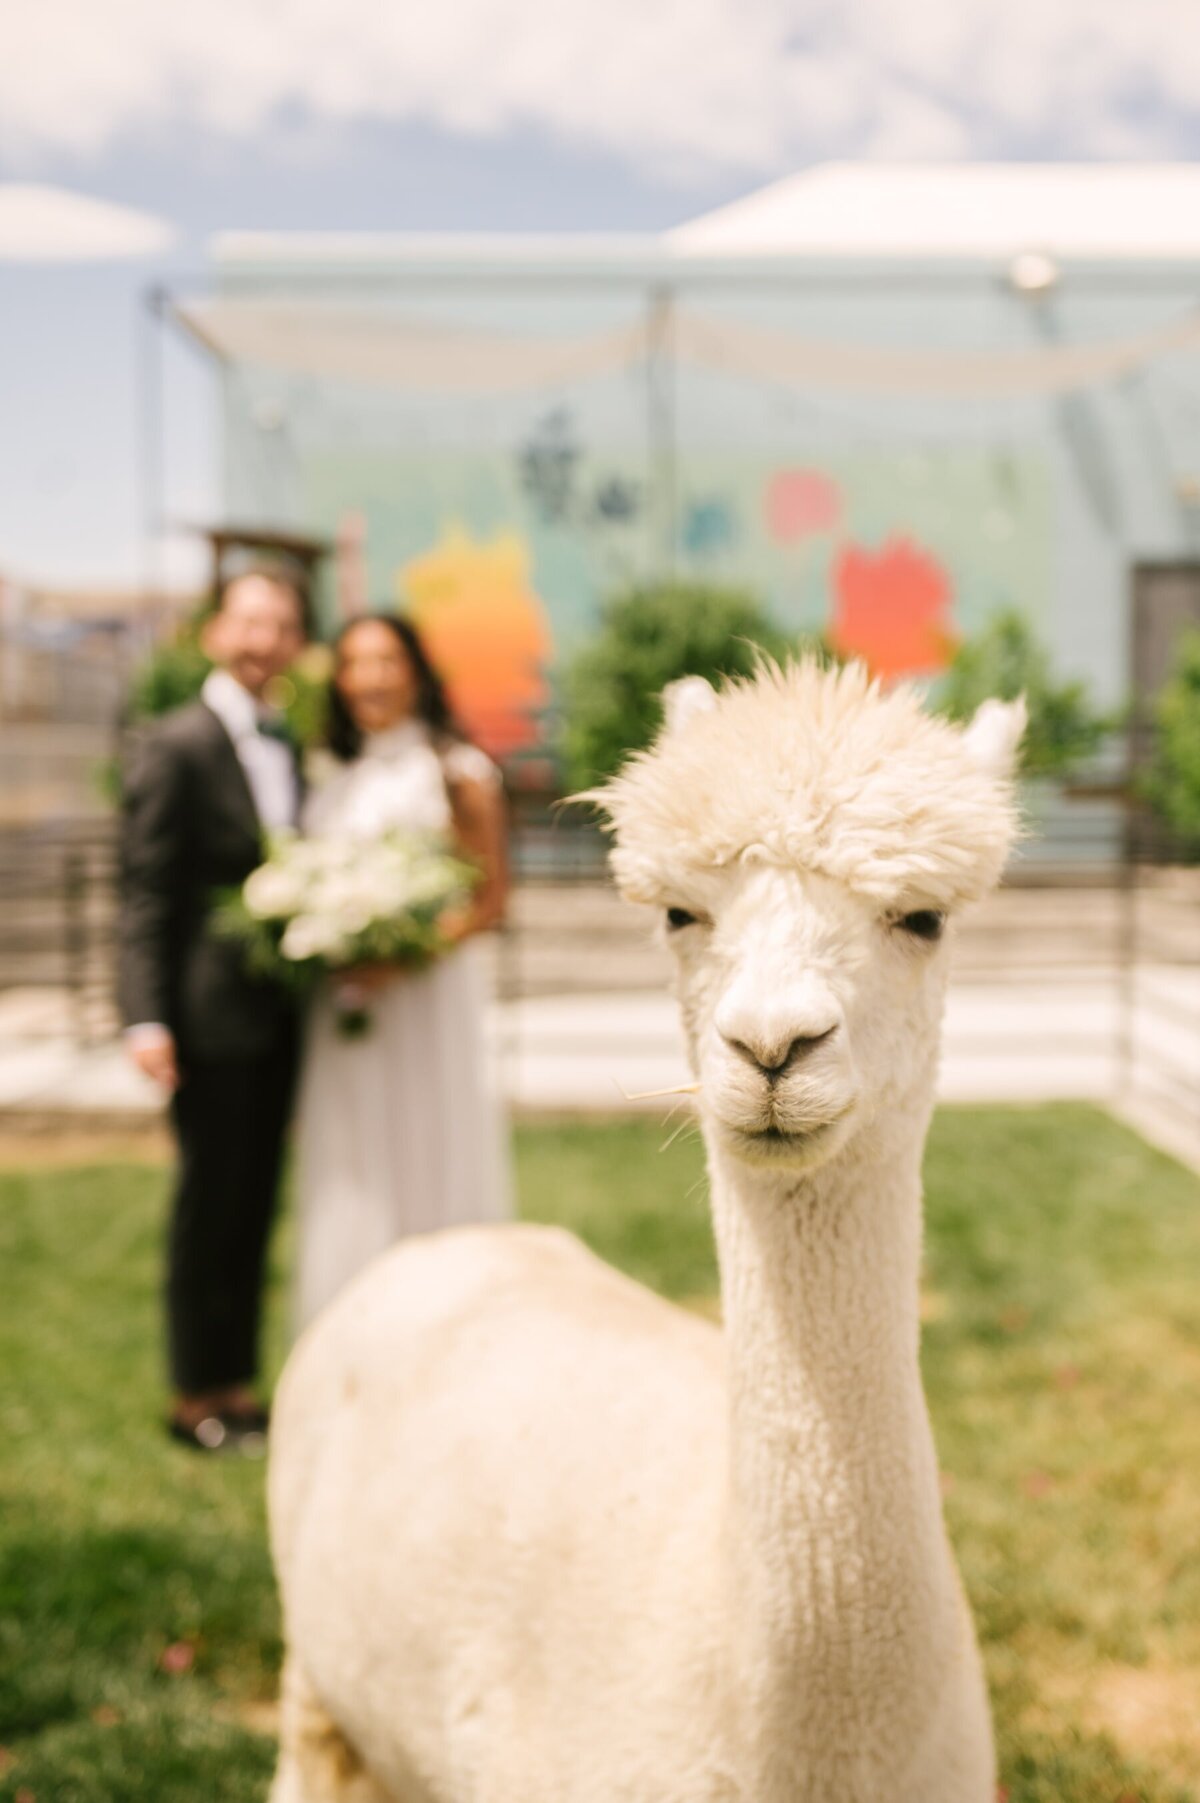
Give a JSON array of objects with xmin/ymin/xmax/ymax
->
[{"xmin": 398, "ymin": 527, "xmax": 554, "ymax": 759}]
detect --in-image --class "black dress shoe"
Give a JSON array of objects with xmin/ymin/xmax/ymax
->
[
  {"xmin": 166, "ymin": 1408, "xmax": 268, "ymax": 1456},
  {"xmin": 222, "ymin": 1402, "xmax": 270, "ymax": 1434}
]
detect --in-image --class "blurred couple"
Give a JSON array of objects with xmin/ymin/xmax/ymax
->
[{"xmin": 117, "ymin": 561, "xmax": 510, "ymax": 1453}]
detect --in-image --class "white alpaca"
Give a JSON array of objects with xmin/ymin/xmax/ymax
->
[{"xmin": 268, "ymin": 661, "xmax": 1024, "ymax": 1803}]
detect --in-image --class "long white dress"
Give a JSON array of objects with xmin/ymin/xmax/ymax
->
[{"xmin": 293, "ymin": 721, "xmax": 511, "ymax": 1331}]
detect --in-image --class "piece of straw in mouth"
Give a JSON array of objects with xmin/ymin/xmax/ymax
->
[{"xmin": 614, "ymin": 1079, "xmax": 701, "ymax": 1102}]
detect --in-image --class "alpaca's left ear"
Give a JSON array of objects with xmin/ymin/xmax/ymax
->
[
  {"xmin": 661, "ymin": 676, "xmax": 718, "ymax": 735},
  {"xmin": 962, "ymin": 696, "xmax": 1027, "ymax": 778}
]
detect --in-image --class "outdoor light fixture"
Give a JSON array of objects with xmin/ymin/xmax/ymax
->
[{"xmin": 1008, "ymin": 250, "xmax": 1061, "ymax": 296}]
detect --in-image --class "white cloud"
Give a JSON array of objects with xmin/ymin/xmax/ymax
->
[
  {"xmin": 0, "ymin": 184, "xmax": 175, "ymax": 261},
  {"xmin": 856, "ymin": 87, "xmax": 972, "ymax": 164},
  {"xmin": 1, "ymin": 0, "xmax": 1198, "ymax": 180}
]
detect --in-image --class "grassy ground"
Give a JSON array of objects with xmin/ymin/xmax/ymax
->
[{"xmin": 0, "ymin": 1106, "xmax": 1197, "ymax": 1802}]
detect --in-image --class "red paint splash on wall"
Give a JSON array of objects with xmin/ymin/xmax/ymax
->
[{"xmin": 829, "ymin": 537, "xmax": 957, "ymax": 680}]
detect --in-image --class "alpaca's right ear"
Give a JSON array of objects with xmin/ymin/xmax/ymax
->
[
  {"xmin": 661, "ymin": 676, "xmax": 717, "ymax": 735},
  {"xmin": 962, "ymin": 696, "xmax": 1027, "ymax": 779}
]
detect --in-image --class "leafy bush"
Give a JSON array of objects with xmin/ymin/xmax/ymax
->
[
  {"xmin": 1144, "ymin": 628, "xmax": 1200, "ymax": 852},
  {"xmin": 935, "ymin": 609, "xmax": 1109, "ymax": 778},
  {"xmin": 561, "ymin": 582, "xmax": 799, "ymax": 789},
  {"xmin": 126, "ymin": 619, "xmax": 212, "ymax": 719}
]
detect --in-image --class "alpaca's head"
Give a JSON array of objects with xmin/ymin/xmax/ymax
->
[{"xmin": 592, "ymin": 661, "xmax": 1024, "ymax": 1175}]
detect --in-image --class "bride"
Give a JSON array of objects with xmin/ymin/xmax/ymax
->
[{"xmin": 293, "ymin": 613, "xmax": 511, "ymax": 1331}]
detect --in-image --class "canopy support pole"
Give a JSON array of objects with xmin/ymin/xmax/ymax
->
[{"xmin": 646, "ymin": 286, "xmax": 677, "ymax": 579}]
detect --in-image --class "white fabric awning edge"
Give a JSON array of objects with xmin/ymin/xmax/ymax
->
[{"xmin": 173, "ymin": 295, "xmax": 1200, "ymax": 401}]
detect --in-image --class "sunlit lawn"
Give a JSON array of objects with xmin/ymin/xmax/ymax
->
[{"xmin": 1, "ymin": 1106, "xmax": 1198, "ymax": 1801}]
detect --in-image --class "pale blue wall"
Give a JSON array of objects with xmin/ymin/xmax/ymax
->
[{"xmin": 217, "ymin": 251, "xmax": 1200, "ymax": 708}]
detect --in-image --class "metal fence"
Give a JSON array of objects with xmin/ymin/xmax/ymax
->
[
  {"xmin": 0, "ymin": 823, "xmax": 118, "ymax": 1044},
  {"xmin": 0, "ymin": 780, "xmax": 1194, "ymax": 1150},
  {"xmin": 1116, "ymin": 815, "xmax": 1200, "ymax": 1159}
]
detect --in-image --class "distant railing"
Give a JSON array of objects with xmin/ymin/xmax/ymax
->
[
  {"xmin": 1118, "ymin": 808, "xmax": 1200, "ymax": 1156},
  {"xmin": 0, "ymin": 772, "xmax": 1193, "ymax": 1153},
  {"xmin": 0, "ymin": 823, "xmax": 118, "ymax": 1044},
  {"xmin": 0, "ymin": 639, "xmax": 130, "ymax": 728}
]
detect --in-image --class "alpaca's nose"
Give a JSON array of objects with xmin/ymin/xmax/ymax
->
[
  {"xmin": 715, "ymin": 973, "xmax": 842, "ymax": 1079},
  {"xmin": 721, "ymin": 1024, "xmax": 838, "ymax": 1079}
]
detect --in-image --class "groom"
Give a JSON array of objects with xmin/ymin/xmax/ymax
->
[{"xmin": 117, "ymin": 561, "xmax": 308, "ymax": 1452}]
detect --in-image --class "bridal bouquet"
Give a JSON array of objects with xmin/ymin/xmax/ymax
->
[{"xmin": 218, "ymin": 830, "xmax": 479, "ymax": 1035}]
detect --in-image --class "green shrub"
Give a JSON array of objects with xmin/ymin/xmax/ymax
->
[
  {"xmin": 126, "ymin": 620, "xmax": 212, "ymax": 719},
  {"xmin": 561, "ymin": 582, "xmax": 798, "ymax": 789},
  {"xmin": 1144, "ymin": 627, "xmax": 1200, "ymax": 853},
  {"xmin": 935, "ymin": 609, "xmax": 1109, "ymax": 778}
]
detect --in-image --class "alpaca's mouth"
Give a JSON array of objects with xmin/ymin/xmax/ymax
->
[
  {"xmin": 734, "ymin": 1120, "xmax": 834, "ymax": 1155},
  {"xmin": 726, "ymin": 1109, "xmax": 853, "ymax": 1166}
]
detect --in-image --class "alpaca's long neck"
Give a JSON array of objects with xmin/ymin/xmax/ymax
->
[{"xmin": 708, "ymin": 1097, "xmax": 960, "ymax": 1791}]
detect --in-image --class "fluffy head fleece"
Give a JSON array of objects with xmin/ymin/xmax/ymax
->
[{"xmin": 591, "ymin": 658, "xmax": 1024, "ymax": 913}]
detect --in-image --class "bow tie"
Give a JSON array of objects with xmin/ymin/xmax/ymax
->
[{"xmin": 256, "ymin": 714, "xmax": 293, "ymax": 745}]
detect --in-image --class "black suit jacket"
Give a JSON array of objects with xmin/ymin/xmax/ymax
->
[{"xmin": 116, "ymin": 700, "xmax": 301, "ymax": 1061}]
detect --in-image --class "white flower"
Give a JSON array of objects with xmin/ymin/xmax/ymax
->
[
  {"xmin": 259, "ymin": 827, "xmax": 473, "ymax": 972},
  {"xmin": 308, "ymin": 870, "xmax": 375, "ymax": 929},
  {"xmin": 400, "ymin": 860, "xmax": 464, "ymax": 907},
  {"xmin": 243, "ymin": 863, "xmax": 309, "ymax": 920},
  {"xmin": 290, "ymin": 838, "xmax": 343, "ymax": 877},
  {"xmin": 280, "ymin": 914, "xmax": 351, "ymax": 963},
  {"xmin": 332, "ymin": 899, "xmax": 375, "ymax": 936},
  {"xmin": 349, "ymin": 866, "xmax": 427, "ymax": 916}
]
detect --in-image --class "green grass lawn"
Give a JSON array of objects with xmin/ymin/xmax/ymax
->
[{"xmin": 1, "ymin": 1106, "xmax": 1198, "ymax": 1802}]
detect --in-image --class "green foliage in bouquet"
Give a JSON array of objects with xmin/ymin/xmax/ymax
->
[
  {"xmin": 561, "ymin": 582, "xmax": 812, "ymax": 789},
  {"xmin": 935, "ymin": 608, "xmax": 1110, "ymax": 778},
  {"xmin": 1143, "ymin": 627, "xmax": 1200, "ymax": 854}
]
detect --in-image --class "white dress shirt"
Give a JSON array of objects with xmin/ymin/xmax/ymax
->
[{"xmin": 202, "ymin": 669, "xmax": 299, "ymax": 834}]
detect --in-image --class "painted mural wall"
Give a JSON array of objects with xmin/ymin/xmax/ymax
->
[
  {"xmin": 219, "ymin": 265, "xmax": 1200, "ymax": 763},
  {"xmin": 296, "ymin": 432, "xmax": 1052, "ymax": 757}
]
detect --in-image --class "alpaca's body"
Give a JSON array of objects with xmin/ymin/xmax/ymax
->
[
  {"xmin": 270, "ymin": 663, "xmax": 1021, "ymax": 1803},
  {"xmin": 270, "ymin": 1227, "xmax": 733, "ymax": 1803},
  {"xmin": 270, "ymin": 1206, "xmax": 990, "ymax": 1803}
]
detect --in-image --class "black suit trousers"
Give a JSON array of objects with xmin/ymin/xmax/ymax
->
[{"xmin": 166, "ymin": 1034, "xmax": 299, "ymax": 1393}]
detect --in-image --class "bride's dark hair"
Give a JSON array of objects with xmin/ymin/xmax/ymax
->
[{"xmin": 326, "ymin": 612, "xmax": 467, "ymax": 763}]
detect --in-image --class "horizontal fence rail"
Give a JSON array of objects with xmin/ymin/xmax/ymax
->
[{"xmin": 0, "ymin": 779, "xmax": 1192, "ymax": 1149}]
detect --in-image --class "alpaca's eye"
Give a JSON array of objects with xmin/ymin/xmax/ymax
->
[
  {"xmin": 897, "ymin": 909, "xmax": 946, "ymax": 942},
  {"xmin": 666, "ymin": 907, "xmax": 700, "ymax": 931}
]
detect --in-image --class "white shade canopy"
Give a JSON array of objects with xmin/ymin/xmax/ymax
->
[
  {"xmin": 185, "ymin": 165, "xmax": 1200, "ymax": 401},
  {"xmin": 669, "ymin": 163, "xmax": 1200, "ymax": 261},
  {"xmin": 672, "ymin": 306, "xmax": 1200, "ymax": 398},
  {"xmin": 0, "ymin": 183, "xmax": 175, "ymax": 262},
  {"xmin": 175, "ymin": 293, "xmax": 1200, "ymax": 401},
  {"xmin": 177, "ymin": 298, "xmax": 648, "ymax": 395}
]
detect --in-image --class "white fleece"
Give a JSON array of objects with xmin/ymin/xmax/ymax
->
[{"xmin": 268, "ymin": 659, "xmax": 1021, "ymax": 1803}]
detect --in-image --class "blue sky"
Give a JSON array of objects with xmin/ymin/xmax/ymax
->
[
  {"xmin": 1, "ymin": 122, "xmax": 715, "ymax": 593},
  {"xmin": 4, "ymin": 0, "xmax": 1200, "ymax": 590}
]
